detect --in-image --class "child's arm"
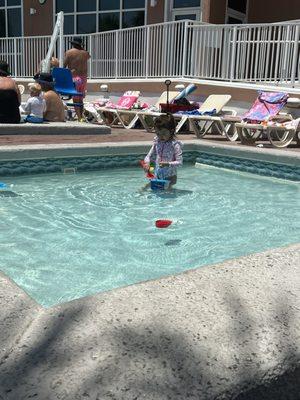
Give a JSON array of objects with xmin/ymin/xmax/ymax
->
[
  {"xmin": 144, "ymin": 143, "xmax": 157, "ymax": 165},
  {"xmin": 23, "ymin": 99, "xmax": 31, "ymax": 115}
]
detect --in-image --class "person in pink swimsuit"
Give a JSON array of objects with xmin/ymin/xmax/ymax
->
[
  {"xmin": 144, "ymin": 113, "xmax": 183, "ymax": 189},
  {"xmin": 64, "ymin": 37, "xmax": 90, "ymax": 121}
]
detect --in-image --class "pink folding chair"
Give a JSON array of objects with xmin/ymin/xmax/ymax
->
[
  {"xmin": 235, "ymin": 91, "xmax": 289, "ymax": 144},
  {"xmin": 96, "ymin": 91, "xmax": 141, "ymax": 127}
]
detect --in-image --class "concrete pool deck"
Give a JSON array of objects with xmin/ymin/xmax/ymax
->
[
  {"xmin": 0, "ymin": 126, "xmax": 299, "ymax": 151},
  {"xmin": 0, "ymin": 121, "xmax": 111, "ymax": 136},
  {"xmin": 0, "ymin": 243, "xmax": 299, "ymax": 399},
  {"xmin": 0, "ymin": 135, "xmax": 299, "ymax": 159}
]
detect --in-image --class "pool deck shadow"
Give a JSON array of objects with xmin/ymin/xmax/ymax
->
[{"xmin": 0, "ymin": 243, "xmax": 299, "ymax": 400}]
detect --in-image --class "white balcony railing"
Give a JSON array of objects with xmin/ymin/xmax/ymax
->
[{"xmin": 0, "ymin": 20, "xmax": 299, "ymax": 86}]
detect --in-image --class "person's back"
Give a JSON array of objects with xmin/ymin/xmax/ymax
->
[
  {"xmin": 64, "ymin": 48, "xmax": 90, "ymax": 77},
  {"xmin": 34, "ymin": 73, "xmax": 65, "ymax": 122},
  {"xmin": 43, "ymin": 90, "xmax": 65, "ymax": 122},
  {"xmin": 64, "ymin": 38, "xmax": 90, "ymax": 120},
  {"xmin": 0, "ymin": 61, "xmax": 20, "ymax": 124},
  {"xmin": 25, "ymin": 96, "xmax": 45, "ymax": 118}
]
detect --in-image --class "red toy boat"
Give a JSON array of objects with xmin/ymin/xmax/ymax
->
[{"xmin": 155, "ymin": 219, "xmax": 172, "ymax": 228}]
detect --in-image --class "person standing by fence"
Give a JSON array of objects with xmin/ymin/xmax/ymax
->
[{"xmin": 64, "ymin": 37, "xmax": 90, "ymax": 121}]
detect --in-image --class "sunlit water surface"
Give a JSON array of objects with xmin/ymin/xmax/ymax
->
[{"xmin": 1, "ymin": 165, "xmax": 299, "ymax": 307}]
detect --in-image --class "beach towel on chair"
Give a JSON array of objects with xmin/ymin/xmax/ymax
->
[
  {"xmin": 177, "ymin": 108, "xmax": 217, "ymax": 116},
  {"xmin": 105, "ymin": 91, "xmax": 140, "ymax": 110},
  {"xmin": 243, "ymin": 91, "xmax": 289, "ymax": 123}
]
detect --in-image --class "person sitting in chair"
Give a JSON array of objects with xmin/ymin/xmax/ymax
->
[
  {"xmin": 0, "ymin": 61, "xmax": 21, "ymax": 124},
  {"xmin": 34, "ymin": 73, "xmax": 65, "ymax": 122}
]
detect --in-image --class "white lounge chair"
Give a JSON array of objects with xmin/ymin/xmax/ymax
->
[
  {"xmin": 133, "ymin": 91, "xmax": 181, "ymax": 132},
  {"xmin": 95, "ymin": 91, "xmax": 141, "ymax": 128},
  {"xmin": 115, "ymin": 88, "xmax": 199, "ymax": 133},
  {"xmin": 232, "ymin": 91, "xmax": 290, "ymax": 145},
  {"xmin": 266, "ymin": 117, "xmax": 300, "ymax": 148},
  {"xmin": 187, "ymin": 95, "xmax": 235, "ymax": 139},
  {"xmin": 265, "ymin": 97, "xmax": 300, "ymax": 147}
]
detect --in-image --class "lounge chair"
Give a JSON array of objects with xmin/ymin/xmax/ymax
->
[
  {"xmin": 52, "ymin": 67, "xmax": 83, "ymax": 99},
  {"xmin": 112, "ymin": 85, "xmax": 197, "ymax": 132},
  {"xmin": 264, "ymin": 97, "xmax": 300, "ymax": 148},
  {"xmin": 118, "ymin": 90, "xmax": 180, "ymax": 132},
  {"xmin": 137, "ymin": 90, "xmax": 202, "ymax": 133},
  {"xmin": 229, "ymin": 91, "xmax": 290, "ymax": 145},
  {"xmin": 185, "ymin": 95, "xmax": 235, "ymax": 139},
  {"xmin": 266, "ymin": 117, "xmax": 300, "ymax": 148},
  {"xmin": 95, "ymin": 91, "xmax": 141, "ymax": 128}
]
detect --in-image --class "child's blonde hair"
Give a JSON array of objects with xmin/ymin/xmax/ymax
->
[
  {"xmin": 154, "ymin": 113, "xmax": 176, "ymax": 137},
  {"xmin": 29, "ymin": 83, "xmax": 42, "ymax": 96}
]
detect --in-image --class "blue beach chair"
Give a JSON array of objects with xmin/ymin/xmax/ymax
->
[
  {"xmin": 52, "ymin": 67, "xmax": 83, "ymax": 99},
  {"xmin": 52, "ymin": 67, "xmax": 83, "ymax": 114}
]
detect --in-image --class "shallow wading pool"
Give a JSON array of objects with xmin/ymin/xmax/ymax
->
[{"xmin": 1, "ymin": 164, "xmax": 299, "ymax": 307}]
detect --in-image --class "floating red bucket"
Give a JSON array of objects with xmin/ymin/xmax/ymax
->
[{"xmin": 155, "ymin": 219, "xmax": 172, "ymax": 228}]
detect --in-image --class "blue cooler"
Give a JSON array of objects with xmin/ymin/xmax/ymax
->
[{"xmin": 150, "ymin": 179, "xmax": 169, "ymax": 190}]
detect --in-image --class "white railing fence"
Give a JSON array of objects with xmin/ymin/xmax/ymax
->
[{"xmin": 0, "ymin": 20, "xmax": 299, "ymax": 86}]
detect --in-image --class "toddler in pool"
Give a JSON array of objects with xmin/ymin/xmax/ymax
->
[{"xmin": 143, "ymin": 113, "xmax": 183, "ymax": 189}]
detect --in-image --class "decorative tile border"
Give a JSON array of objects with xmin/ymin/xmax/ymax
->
[
  {"xmin": 196, "ymin": 152, "xmax": 300, "ymax": 182},
  {"xmin": 0, "ymin": 150, "xmax": 299, "ymax": 182}
]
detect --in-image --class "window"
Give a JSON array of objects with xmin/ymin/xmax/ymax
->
[
  {"xmin": 122, "ymin": 10, "xmax": 144, "ymax": 28},
  {"xmin": 228, "ymin": 0, "xmax": 247, "ymax": 14},
  {"xmin": 175, "ymin": 14, "xmax": 197, "ymax": 21},
  {"xmin": 7, "ymin": 7, "xmax": 21, "ymax": 36},
  {"xmin": 55, "ymin": 0, "xmax": 146, "ymax": 34},
  {"xmin": 171, "ymin": 0, "xmax": 202, "ymax": 22},
  {"xmin": 0, "ymin": 0, "xmax": 22, "ymax": 37},
  {"xmin": 99, "ymin": 0, "xmax": 119, "ymax": 10},
  {"xmin": 227, "ymin": 16, "xmax": 243, "ymax": 24},
  {"xmin": 123, "ymin": 0, "xmax": 144, "ymax": 8},
  {"xmin": 64, "ymin": 15, "xmax": 75, "ymax": 35},
  {"xmin": 99, "ymin": 13, "xmax": 119, "ymax": 31},
  {"xmin": 77, "ymin": 0, "xmax": 97, "ymax": 13},
  {"xmin": 227, "ymin": 0, "xmax": 247, "ymax": 24},
  {"xmin": 56, "ymin": 0, "xmax": 74, "ymax": 13},
  {"xmin": 7, "ymin": 0, "xmax": 21, "ymax": 5},
  {"xmin": 0, "ymin": 9, "xmax": 5, "ymax": 37},
  {"xmin": 173, "ymin": 0, "xmax": 200, "ymax": 8},
  {"xmin": 77, "ymin": 14, "xmax": 96, "ymax": 34}
]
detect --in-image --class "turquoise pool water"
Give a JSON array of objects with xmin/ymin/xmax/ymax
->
[{"xmin": 1, "ymin": 165, "xmax": 299, "ymax": 307}]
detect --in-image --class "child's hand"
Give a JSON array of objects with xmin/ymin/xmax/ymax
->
[{"xmin": 159, "ymin": 162, "xmax": 170, "ymax": 167}]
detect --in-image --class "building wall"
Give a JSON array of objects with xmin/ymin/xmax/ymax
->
[
  {"xmin": 147, "ymin": 0, "xmax": 165, "ymax": 25},
  {"xmin": 247, "ymin": 0, "xmax": 300, "ymax": 23},
  {"xmin": 23, "ymin": 0, "xmax": 54, "ymax": 36},
  {"xmin": 21, "ymin": 0, "xmax": 300, "ymax": 38},
  {"xmin": 203, "ymin": 0, "xmax": 227, "ymax": 24}
]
